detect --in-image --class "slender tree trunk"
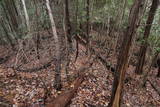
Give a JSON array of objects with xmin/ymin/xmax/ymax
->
[
  {"xmin": 34, "ymin": 0, "xmax": 40, "ymax": 59},
  {"xmin": 113, "ymin": 0, "xmax": 127, "ymax": 56},
  {"xmin": 75, "ymin": 0, "xmax": 79, "ymax": 29},
  {"xmin": 108, "ymin": 0, "xmax": 144, "ymax": 106},
  {"xmin": 86, "ymin": 0, "xmax": 90, "ymax": 41},
  {"xmin": 157, "ymin": 57, "xmax": 160, "ymax": 77},
  {"xmin": 135, "ymin": 0, "xmax": 159, "ymax": 74},
  {"xmin": 64, "ymin": 0, "xmax": 72, "ymax": 50},
  {"xmin": 63, "ymin": 0, "xmax": 73, "ymax": 82},
  {"xmin": 86, "ymin": 0, "xmax": 90, "ymax": 54},
  {"xmin": 46, "ymin": 0, "xmax": 62, "ymax": 90},
  {"xmin": 21, "ymin": 0, "xmax": 30, "ymax": 32}
]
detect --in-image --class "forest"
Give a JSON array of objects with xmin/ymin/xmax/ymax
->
[{"xmin": 0, "ymin": 0, "xmax": 160, "ymax": 107}]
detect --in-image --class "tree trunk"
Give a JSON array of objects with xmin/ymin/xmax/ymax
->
[
  {"xmin": 2, "ymin": 0, "xmax": 20, "ymax": 40},
  {"xmin": 64, "ymin": 0, "xmax": 72, "ymax": 49},
  {"xmin": 108, "ymin": 0, "xmax": 144, "ymax": 106},
  {"xmin": 21, "ymin": 0, "xmax": 30, "ymax": 32},
  {"xmin": 86, "ymin": 0, "xmax": 90, "ymax": 54},
  {"xmin": 46, "ymin": 0, "xmax": 62, "ymax": 90},
  {"xmin": 135, "ymin": 0, "xmax": 159, "ymax": 74},
  {"xmin": 157, "ymin": 57, "xmax": 160, "ymax": 77},
  {"xmin": 34, "ymin": 0, "xmax": 41, "ymax": 59},
  {"xmin": 3, "ymin": 0, "xmax": 19, "ymax": 32},
  {"xmin": 64, "ymin": 0, "xmax": 72, "ymax": 82}
]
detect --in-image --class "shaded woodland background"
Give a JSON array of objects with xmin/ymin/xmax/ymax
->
[{"xmin": 0, "ymin": 0, "xmax": 160, "ymax": 107}]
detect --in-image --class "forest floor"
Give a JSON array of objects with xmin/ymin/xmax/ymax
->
[{"xmin": 0, "ymin": 31, "xmax": 160, "ymax": 107}]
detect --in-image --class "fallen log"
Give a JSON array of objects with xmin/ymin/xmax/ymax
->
[
  {"xmin": 45, "ymin": 56, "xmax": 94, "ymax": 107},
  {"xmin": 46, "ymin": 75, "xmax": 84, "ymax": 107},
  {"xmin": 11, "ymin": 57, "xmax": 57, "ymax": 72}
]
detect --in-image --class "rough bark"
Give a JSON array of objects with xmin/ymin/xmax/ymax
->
[
  {"xmin": 135, "ymin": 0, "xmax": 159, "ymax": 74},
  {"xmin": 108, "ymin": 0, "xmax": 144, "ymax": 106}
]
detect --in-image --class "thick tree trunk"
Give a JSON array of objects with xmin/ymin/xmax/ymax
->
[
  {"xmin": 108, "ymin": 0, "xmax": 144, "ymax": 107},
  {"xmin": 135, "ymin": 0, "xmax": 159, "ymax": 74},
  {"xmin": 46, "ymin": 0, "xmax": 62, "ymax": 90}
]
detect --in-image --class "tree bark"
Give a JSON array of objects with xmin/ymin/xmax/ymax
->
[
  {"xmin": 135, "ymin": 0, "xmax": 159, "ymax": 74},
  {"xmin": 46, "ymin": 0, "xmax": 62, "ymax": 90},
  {"xmin": 108, "ymin": 0, "xmax": 144, "ymax": 106}
]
